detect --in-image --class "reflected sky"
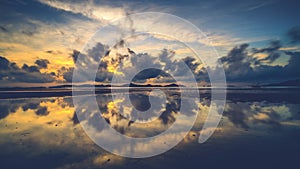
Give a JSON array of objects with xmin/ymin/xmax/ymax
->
[{"xmin": 0, "ymin": 89, "xmax": 300, "ymax": 168}]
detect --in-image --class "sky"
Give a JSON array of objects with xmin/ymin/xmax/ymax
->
[{"xmin": 0, "ymin": 0, "xmax": 300, "ymax": 86}]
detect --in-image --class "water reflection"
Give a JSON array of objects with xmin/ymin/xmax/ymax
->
[
  {"xmin": 94, "ymin": 89, "xmax": 183, "ymax": 138},
  {"xmin": 0, "ymin": 89, "xmax": 300, "ymax": 168}
]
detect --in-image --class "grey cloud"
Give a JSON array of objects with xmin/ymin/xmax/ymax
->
[
  {"xmin": 252, "ymin": 40, "xmax": 281, "ymax": 64},
  {"xmin": 86, "ymin": 43, "xmax": 207, "ymax": 83},
  {"xmin": 0, "ymin": 56, "xmax": 10, "ymax": 70},
  {"xmin": 287, "ymin": 26, "xmax": 300, "ymax": 43},
  {"xmin": 71, "ymin": 50, "xmax": 80, "ymax": 64},
  {"xmin": 35, "ymin": 106, "xmax": 49, "ymax": 116},
  {"xmin": 223, "ymin": 102, "xmax": 250, "ymax": 129},
  {"xmin": 21, "ymin": 30, "xmax": 34, "ymax": 36},
  {"xmin": 252, "ymin": 40, "xmax": 281, "ymax": 54},
  {"xmin": 131, "ymin": 68, "xmax": 167, "ymax": 81},
  {"xmin": 22, "ymin": 64, "xmax": 39, "ymax": 72},
  {"xmin": 35, "ymin": 59, "xmax": 50, "ymax": 69},
  {"xmin": 159, "ymin": 49, "xmax": 176, "ymax": 72},
  {"xmin": 0, "ymin": 101, "xmax": 19, "ymax": 120},
  {"xmin": 223, "ymin": 101, "xmax": 285, "ymax": 130},
  {"xmin": 220, "ymin": 44, "xmax": 253, "ymax": 80},
  {"xmin": 65, "ymin": 42, "xmax": 112, "ymax": 83},
  {"xmin": 87, "ymin": 42, "xmax": 109, "ymax": 63},
  {"xmin": 61, "ymin": 67, "xmax": 74, "ymax": 83},
  {"xmin": 220, "ymin": 42, "xmax": 300, "ymax": 83},
  {"xmin": 0, "ymin": 99, "xmax": 46, "ymax": 120},
  {"xmin": 22, "ymin": 102, "xmax": 39, "ymax": 111},
  {"xmin": 66, "ymin": 40, "xmax": 208, "ymax": 83},
  {"xmin": 65, "ymin": 37, "xmax": 300, "ymax": 84},
  {"xmin": 182, "ymin": 57, "xmax": 201, "ymax": 73},
  {"xmin": 45, "ymin": 50, "xmax": 63, "ymax": 55},
  {"xmin": 283, "ymin": 51, "xmax": 300, "ymax": 78},
  {"xmin": 71, "ymin": 112, "xmax": 79, "ymax": 125},
  {"xmin": 0, "ymin": 56, "xmax": 55, "ymax": 83},
  {"xmin": 61, "ymin": 64, "xmax": 113, "ymax": 83},
  {"xmin": 259, "ymin": 52, "xmax": 280, "ymax": 63},
  {"xmin": 0, "ymin": 26, "xmax": 8, "ymax": 32}
]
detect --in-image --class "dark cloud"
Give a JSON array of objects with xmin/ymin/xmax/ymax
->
[
  {"xmin": 224, "ymin": 102, "xmax": 250, "ymax": 129},
  {"xmin": 0, "ymin": 56, "xmax": 55, "ymax": 83},
  {"xmin": 159, "ymin": 94, "xmax": 180, "ymax": 125},
  {"xmin": 129, "ymin": 93, "xmax": 151, "ymax": 111},
  {"xmin": 0, "ymin": 25, "xmax": 8, "ymax": 32},
  {"xmin": 131, "ymin": 68, "xmax": 169, "ymax": 81},
  {"xmin": 223, "ymin": 101, "xmax": 286, "ymax": 130},
  {"xmin": 22, "ymin": 102, "xmax": 39, "ymax": 111},
  {"xmin": 252, "ymin": 40, "xmax": 281, "ymax": 64},
  {"xmin": 87, "ymin": 42, "xmax": 109, "ymax": 63},
  {"xmin": 0, "ymin": 56, "xmax": 10, "ymax": 70},
  {"xmin": 64, "ymin": 43, "xmax": 112, "ymax": 83},
  {"xmin": 50, "ymin": 72, "xmax": 56, "ymax": 76},
  {"xmin": 64, "ymin": 34, "xmax": 299, "ymax": 84},
  {"xmin": 219, "ymin": 40, "xmax": 300, "ymax": 83},
  {"xmin": 35, "ymin": 59, "xmax": 50, "ymax": 69},
  {"xmin": 0, "ymin": 101, "xmax": 19, "ymax": 120},
  {"xmin": 66, "ymin": 40, "xmax": 209, "ymax": 83},
  {"xmin": 95, "ymin": 71, "xmax": 113, "ymax": 82},
  {"xmin": 45, "ymin": 50, "xmax": 63, "ymax": 55},
  {"xmin": 64, "ymin": 41, "xmax": 300, "ymax": 84},
  {"xmin": 71, "ymin": 50, "xmax": 80, "ymax": 64},
  {"xmin": 252, "ymin": 40, "xmax": 281, "ymax": 54},
  {"xmin": 61, "ymin": 65, "xmax": 113, "ymax": 83},
  {"xmin": 35, "ymin": 106, "xmax": 49, "ymax": 116},
  {"xmin": 259, "ymin": 52, "xmax": 280, "ymax": 63},
  {"xmin": 220, "ymin": 44, "xmax": 253, "ymax": 80},
  {"xmin": 21, "ymin": 30, "xmax": 34, "ymax": 36},
  {"xmin": 61, "ymin": 67, "xmax": 74, "ymax": 82},
  {"xmin": 158, "ymin": 49, "xmax": 176, "ymax": 72},
  {"xmin": 22, "ymin": 64, "xmax": 39, "ymax": 72},
  {"xmin": 0, "ymin": 99, "xmax": 43, "ymax": 120},
  {"xmin": 71, "ymin": 112, "xmax": 79, "ymax": 125},
  {"xmin": 287, "ymin": 27, "xmax": 300, "ymax": 43},
  {"xmin": 182, "ymin": 57, "xmax": 201, "ymax": 73},
  {"xmin": 283, "ymin": 51, "xmax": 300, "ymax": 78}
]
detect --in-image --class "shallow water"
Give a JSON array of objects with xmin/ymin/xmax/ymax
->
[{"xmin": 0, "ymin": 89, "xmax": 300, "ymax": 169}]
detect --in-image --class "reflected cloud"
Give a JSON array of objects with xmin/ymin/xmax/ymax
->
[
  {"xmin": 0, "ymin": 89, "xmax": 300, "ymax": 168},
  {"xmin": 223, "ymin": 99, "xmax": 300, "ymax": 131},
  {"xmin": 35, "ymin": 106, "xmax": 49, "ymax": 116},
  {"xmin": 93, "ymin": 89, "xmax": 184, "ymax": 138}
]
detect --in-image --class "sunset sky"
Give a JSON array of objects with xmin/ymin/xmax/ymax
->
[{"xmin": 0, "ymin": 0, "xmax": 300, "ymax": 86}]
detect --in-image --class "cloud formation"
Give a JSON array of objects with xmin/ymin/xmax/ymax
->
[
  {"xmin": 220, "ymin": 41, "xmax": 300, "ymax": 83},
  {"xmin": 39, "ymin": 0, "xmax": 127, "ymax": 22},
  {"xmin": 61, "ymin": 33, "xmax": 300, "ymax": 85},
  {"xmin": 287, "ymin": 27, "xmax": 300, "ymax": 44},
  {"xmin": 35, "ymin": 59, "xmax": 50, "ymax": 69},
  {"xmin": 1, "ymin": 37, "xmax": 299, "ymax": 85},
  {"xmin": 0, "ymin": 56, "xmax": 55, "ymax": 83}
]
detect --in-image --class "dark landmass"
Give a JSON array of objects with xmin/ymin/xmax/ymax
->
[
  {"xmin": 0, "ymin": 83, "xmax": 180, "ymax": 99},
  {"xmin": 55, "ymin": 82, "xmax": 181, "ymax": 88},
  {"xmin": 1, "ymin": 81, "xmax": 300, "ymax": 100},
  {"xmin": 2, "ymin": 78, "xmax": 300, "ymax": 93},
  {"xmin": 49, "ymin": 84, "xmax": 112, "ymax": 88},
  {"xmin": 264, "ymin": 79, "xmax": 300, "ymax": 87},
  {"xmin": 127, "ymin": 83, "xmax": 181, "ymax": 88},
  {"xmin": 0, "ymin": 83, "xmax": 181, "ymax": 91}
]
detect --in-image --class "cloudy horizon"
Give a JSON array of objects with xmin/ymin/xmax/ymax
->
[{"xmin": 1, "ymin": 0, "xmax": 300, "ymax": 86}]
